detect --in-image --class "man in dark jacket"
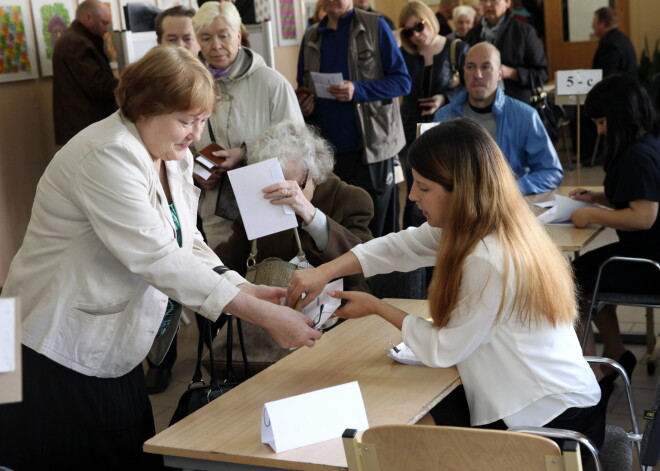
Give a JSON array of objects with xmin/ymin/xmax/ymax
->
[
  {"xmin": 52, "ymin": 0, "xmax": 118, "ymax": 145},
  {"xmin": 592, "ymin": 7, "xmax": 637, "ymax": 78},
  {"xmin": 465, "ymin": 0, "xmax": 547, "ymax": 104}
]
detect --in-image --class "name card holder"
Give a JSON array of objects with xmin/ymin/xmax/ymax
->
[{"xmin": 261, "ymin": 381, "xmax": 369, "ymax": 453}]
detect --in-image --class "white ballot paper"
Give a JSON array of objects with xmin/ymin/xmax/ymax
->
[
  {"xmin": 228, "ymin": 158, "xmax": 297, "ymax": 240},
  {"xmin": 0, "ymin": 298, "xmax": 16, "ymax": 372},
  {"xmin": 261, "ymin": 381, "xmax": 369, "ymax": 453},
  {"xmin": 302, "ymin": 279, "xmax": 343, "ymax": 329},
  {"xmin": 387, "ymin": 342, "xmax": 423, "ymax": 365},
  {"xmin": 310, "ymin": 72, "xmax": 343, "ymax": 100},
  {"xmin": 536, "ymin": 194, "xmax": 597, "ymax": 226}
]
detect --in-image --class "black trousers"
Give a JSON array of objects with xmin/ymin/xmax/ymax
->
[
  {"xmin": 334, "ymin": 150, "xmax": 399, "ymax": 237},
  {"xmin": 0, "ymin": 345, "xmax": 163, "ymax": 471},
  {"xmin": 430, "ymin": 385, "xmax": 606, "ymax": 449}
]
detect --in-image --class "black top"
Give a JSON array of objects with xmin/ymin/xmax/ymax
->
[
  {"xmin": 592, "ymin": 28, "xmax": 638, "ymax": 78},
  {"xmin": 604, "ymin": 133, "xmax": 660, "ymax": 251},
  {"xmin": 435, "ymin": 12, "xmax": 453, "ymax": 36}
]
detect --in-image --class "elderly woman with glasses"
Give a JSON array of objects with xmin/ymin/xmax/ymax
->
[
  {"xmin": 192, "ymin": 1, "xmax": 303, "ymax": 251},
  {"xmin": 0, "ymin": 46, "xmax": 320, "ymax": 470},
  {"xmin": 215, "ymin": 121, "xmax": 374, "ymax": 359},
  {"xmin": 398, "ymin": 0, "xmax": 469, "ymax": 228}
]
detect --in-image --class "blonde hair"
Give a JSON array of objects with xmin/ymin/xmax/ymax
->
[
  {"xmin": 193, "ymin": 1, "xmax": 241, "ymax": 35},
  {"xmin": 398, "ymin": 1, "xmax": 440, "ymax": 55},
  {"xmin": 409, "ymin": 119, "xmax": 577, "ymax": 328},
  {"xmin": 115, "ymin": 46, "xmax": 218, "ymax": 122}
]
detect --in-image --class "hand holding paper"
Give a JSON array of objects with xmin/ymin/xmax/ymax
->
[
  {"xmin": 310, "ymin": 72, "xmax": 343, "ymax": 100},
  {"xmin": 536, "ymin": 194, "xmax": 599, "ymax": 226},
  {"xmin": 301, "ymin": 279, "xmax": 344, "ymax": 329}
]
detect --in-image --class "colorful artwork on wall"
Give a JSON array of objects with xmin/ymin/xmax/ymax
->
[
  {"xmin": 30, "ymin": 0, "xmax": 73, "ymax": 76},
  {"xmin": 0, "ymin": 0, "xmax": 38, "ymax": 82},
  {"xmin": 274, "ymin": 0, "xmax": 298, "ymax": 46}
]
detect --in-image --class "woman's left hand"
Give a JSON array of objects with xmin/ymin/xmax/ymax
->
[
  {"xmin": 419, "ymin": 94, "xmax": 446, "ymax": 116},
  {"xmin": 571, "ymin": 207, "xmax": 595, "ymax": 228},
  {"xmin": 263, "ymin": 180, "xmax": 316, "ymax": 224},
  {"xmin": 240, "ymin": 283, "xmax": 287, "ymax": 305},
  {"xmin": 330, "ymin": 290, "xmax": 382, "ymax": 319},
  {"xmin": 211, "ymin": 146, "xmax": 245, "ymax": 172}
]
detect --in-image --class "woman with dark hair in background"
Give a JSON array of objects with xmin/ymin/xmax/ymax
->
[{"xmin": 570, "ymin": 74, "xmax": 660, "ymax": 403}]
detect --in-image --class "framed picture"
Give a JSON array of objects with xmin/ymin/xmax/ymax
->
[
  {"xmin": 0, "ymin": 0, "xmax": 39, "ymax": 82},
  {"xmin": 254, "ymin": 0, "xmax": 271, "ymax": 23},
  {"xmin": 30, "ymin": 0, "xmax": 74, "ymax": 76},
  {"xmin": 273, "ymin": 0, "xmax": 300, "ymax": 47},
  {"xmin": 100, "ymin": 0, "xmax": 120, "ymax": 68}
]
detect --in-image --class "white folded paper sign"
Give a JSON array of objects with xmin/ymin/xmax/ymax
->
[
  {"xmin": 228, "ymin": 158, "xmax": 298, "ymax": 240},
  {"xmin": 262, "ymin": 381, "xmax": 369, "ymax": 453},
  {"xmin": 536, "ymin": 194, "xmax": 598, "ymax": 226}
]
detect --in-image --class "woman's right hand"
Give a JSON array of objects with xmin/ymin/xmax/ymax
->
[
  {"xmin": 264, "ymin": 303, "xmax": 322, "ymax": 348},
  {"xmin": 286, "ymin": 266, "xmax": 331, "ymax": 309},
  {"xmin": 296, "ymin": 86, "xmax": 316, "ymax": 116},
  {"xmin": 568, "ymin": 188, "xmax": 594, "ymax": 203}
]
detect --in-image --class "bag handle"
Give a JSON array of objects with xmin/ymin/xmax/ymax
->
[
  {"xmin": 450, "ymin": 38, "xmax": 460, "ymax": 73},
  {"xmin": 247, "ymin": 227, "xmax": 307, "ymax": 268}
]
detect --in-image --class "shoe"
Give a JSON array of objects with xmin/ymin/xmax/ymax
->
[
  {"xmin": 145, "ymin": 367, "xmax": 171, "ymax": 395},
  {"xmin": 598, "ymin": 350, "xmax": 637, "ymax": 406}
]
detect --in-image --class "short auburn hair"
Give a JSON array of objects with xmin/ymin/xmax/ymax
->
[{"xmin": 115, "ymin": 45, "xmax": 218, "ymax": 122}]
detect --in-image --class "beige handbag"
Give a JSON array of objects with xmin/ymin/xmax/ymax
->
[{"xmin": 245, "ymin": 228, "xmax": 307, "ymax": 288}]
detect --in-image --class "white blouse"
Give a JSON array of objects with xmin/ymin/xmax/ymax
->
[{"xmin": 352, "ymin": 223, "xmax": 600, "ymax": 426}]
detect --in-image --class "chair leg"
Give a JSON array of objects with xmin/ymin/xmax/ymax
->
[{"xmin": 646, "ymin": 308, "xmax": 657, "ymax": 375}]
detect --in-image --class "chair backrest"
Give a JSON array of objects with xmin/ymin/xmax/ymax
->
[
  {"xmin": 343, "ymin": 425, "xmax": 578, "ymax": 471},
  {"xmin": 641, "ymin": 376, "xmax": 660, "ymax": 466},
  {"xmin": 369, "ymin": 268, "xmax": 427, "ymax": 300}
]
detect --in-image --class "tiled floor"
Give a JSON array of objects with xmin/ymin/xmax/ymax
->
[{"xmin": 146, "ymin": 161, "xmax": 659, "ymax": 469}]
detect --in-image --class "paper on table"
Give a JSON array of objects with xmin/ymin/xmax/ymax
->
[
  {"xmin": 0, "ymin": 298, "xmax": 16, "ymax": 372},
  {"xmin": 310, "ymin": 71, "xmax": 343, "ymax": 100},
  {"xmin": 228, "ymin": 158, "xmax": 298, "ymax": 240},
  {"xmin": 537, "ymin": 194, "xmax": 597, "ymax": 226},
  {"xmin": 261, "ymin": 381, "xmax": 369, "ymax": 453},
  {"xmin": 387, "ymin": 342, "xmax": 423, "ymax": 365},
  {"xmin": 301, "ymin": 279, "xmax": 343, "ymax": 329}
]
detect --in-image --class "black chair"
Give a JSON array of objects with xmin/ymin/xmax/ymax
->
[{"xmin": 581, "ymin": 256, "xmax": 660, "ymax": 374}]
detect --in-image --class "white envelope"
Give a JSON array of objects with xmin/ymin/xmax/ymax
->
[
  {"xmin": 301, "ymin": 279, "xmax": 343, "ymax": 329},
  {"xmin": 261, "ymin": 381, "xmax": 369, "ymax": 453},
  {"xmin": 228, "ymin": 158, "xmax": 298, "ymax": 240}
]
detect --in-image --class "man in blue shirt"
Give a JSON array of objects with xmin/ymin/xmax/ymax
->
[
  {"xmin": 296, "ymin": 0, "xmax": 411, "ymax": 236},
  {"xmin": 434, "ymin": 42, "xmax": 562, "ymax": 195}
]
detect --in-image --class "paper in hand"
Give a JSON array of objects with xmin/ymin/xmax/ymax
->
[
  {"xmin": 310, "ymin": 72, "xmax": 343, "ymax": 100},
  {"xmin": 301, "ymin": 279, "xmax": 343, "ymax": 329},
  {"xmin": 537, "ymin": 194, "xmax": 598, "ymax": 226},
  {"xmin": 228, "ymin": 158, "xmax": 297, "ymax": 240}
]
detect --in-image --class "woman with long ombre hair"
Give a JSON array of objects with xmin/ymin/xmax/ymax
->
[{"xmin": 286, "ymin": 118, "xmax": 604, "ymax": 447}]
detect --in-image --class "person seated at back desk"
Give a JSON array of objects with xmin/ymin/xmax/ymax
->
[
  {"xmin": 434, "ymin": 42, "xmax": 562, "ymax": 195},
  {"xmin": 214, "ymin": 121, "xmax": 374, "ymax": 360}
]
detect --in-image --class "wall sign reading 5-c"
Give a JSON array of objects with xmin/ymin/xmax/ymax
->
[{"xmin": 555, "ymin": 69, "xmax": 603, "ymax": 96}]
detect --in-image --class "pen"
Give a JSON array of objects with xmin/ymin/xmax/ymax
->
[{"xmin": 574, "ymin": 189, "xmax": 590, "ymax": 196}]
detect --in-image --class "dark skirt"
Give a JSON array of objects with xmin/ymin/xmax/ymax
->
[
  {"xmin": 0, "ymin": 345, "xmax": 163, "ymax": 471},
  {"xmin": 573, "ymin": 242, "xmax": 660, "ymax": 295}
]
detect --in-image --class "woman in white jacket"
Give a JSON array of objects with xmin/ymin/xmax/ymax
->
[
  {"xmin": 0, "ymin": 46, "xmax": 320, "ymax": 470},
  {"xmin": 287, "ymin": 118, "xmax": 605, "ymax": 448}
]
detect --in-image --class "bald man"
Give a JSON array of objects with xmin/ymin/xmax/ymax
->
[
  {"xmin": 434, "ymin": 42, "xmax": 562, "ymax": 195},
  {"xmin": 52, "ymin": 0, "xmax": 118, "ymax": 145}
]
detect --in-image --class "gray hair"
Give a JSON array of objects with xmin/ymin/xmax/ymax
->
[
  {"xmin": 249, "ymin": 121, "xmax": 335, "ymax": 184},
  {"xmin": 452, "ymin": 5, "xmax": 475, "ymax": 21},
  {"xmin": 192, "ymin": 1, "xmax": 241, "ymax": 35}
]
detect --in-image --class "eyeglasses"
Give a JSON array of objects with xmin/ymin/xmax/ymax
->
[
  {"xmin": 402, "ymin": 21, "xmax": 425, "ymax": 39},
  {"xmin": 297, "ymin": 169, "xmax": 309, "ymax": 190}
]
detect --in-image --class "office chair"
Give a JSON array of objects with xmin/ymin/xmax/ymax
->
[
  {"xmin": 580, "ymin": 256, "xmax": 660, "ymax": 374},
  {"xmin": 342, "ymin": 425, "xmax": 589, "ymax": 471}
]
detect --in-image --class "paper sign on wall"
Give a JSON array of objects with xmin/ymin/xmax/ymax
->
[
  {"xmin": 261, "ymin": 381, "xmax": 369, "ymax": 453},
  {"xmin": 0, "ymin": 298, "xmax": 16, "ymax": 373}
]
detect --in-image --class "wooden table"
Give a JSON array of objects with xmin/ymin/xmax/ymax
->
[
  {"xmin": 527, "ymin": 186, "xmax": 605, "ymax": 257},
  {"xmin": 144, "ymin": 298, "xmax": 460, "ymax": 471}
]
